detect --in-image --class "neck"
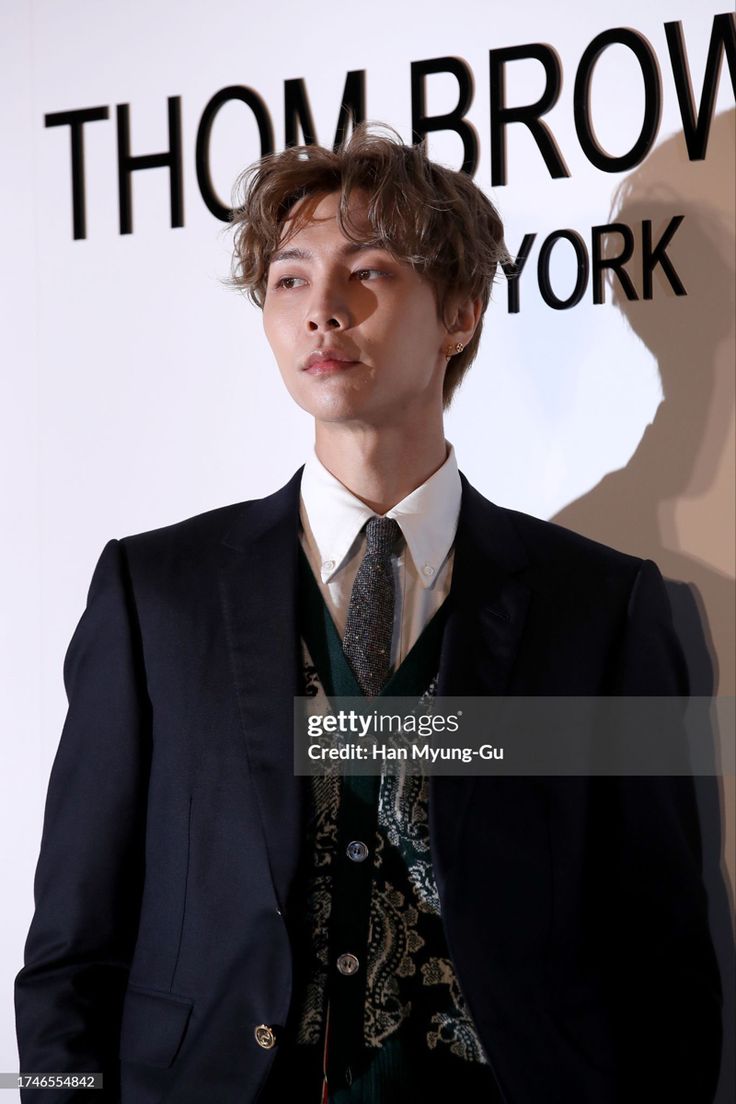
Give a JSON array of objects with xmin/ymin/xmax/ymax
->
[{"xmin": 314, "ymin": 419, "xmax": 448, "ymax": 514}]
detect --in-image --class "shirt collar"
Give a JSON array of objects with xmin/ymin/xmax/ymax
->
[{"xmin": 300, "ymin": 443, "xmax": 462, "ymax": 588}]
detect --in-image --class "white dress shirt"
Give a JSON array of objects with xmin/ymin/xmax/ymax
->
[{"xmin": 299, "ymin": 443, "xmax": 462, "ymax": 668}]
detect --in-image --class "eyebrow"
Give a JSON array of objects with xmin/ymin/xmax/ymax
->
[{"xmin": 270, "ymin": 242, "xmax": 385, "ymax": 264}]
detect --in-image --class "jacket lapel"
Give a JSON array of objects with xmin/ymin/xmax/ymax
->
[
  {"xmin": 431, "ymin": 474, "xmax": 531, "ymax": 893},
  {"xmin": 218, "ymin": 468, "xmax": 306, "ymax": 912},
  {"xmin": 437, "ymin": 475, "xmax": 530, "ymax": 697}
]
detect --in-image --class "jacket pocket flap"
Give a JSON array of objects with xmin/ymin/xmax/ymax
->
[{"xmin": 119, "ymin": 987, "xmax": 193, "ymax": 1068}]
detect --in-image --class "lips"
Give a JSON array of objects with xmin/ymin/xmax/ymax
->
[{"xmin": 302, "ymin": 348, "xmax": 361, "ymax": 375}]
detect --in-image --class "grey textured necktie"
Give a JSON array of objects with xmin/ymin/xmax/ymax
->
[{"xmin": 342, "ymin": 517, "xmax": 403, "ymax": 697}]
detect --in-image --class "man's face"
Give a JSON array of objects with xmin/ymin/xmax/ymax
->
[{"xmin": 262, "ymin": 190, "xmax": 449, "ymax": 428}]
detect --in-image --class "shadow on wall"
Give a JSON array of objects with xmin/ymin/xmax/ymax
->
[{"xmin": 553, "ymin": 108, "xmax": 735, "ymax": 1104}]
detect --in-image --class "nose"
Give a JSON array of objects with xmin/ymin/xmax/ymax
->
[{"xmin": 305, "ymin": 275, "xmax": 351, "ymax": 333}]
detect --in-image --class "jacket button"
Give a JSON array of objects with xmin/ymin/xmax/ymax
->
[{"xmin": 254, "ymin": 1024, "xmax": 276, "ymax": 1049}]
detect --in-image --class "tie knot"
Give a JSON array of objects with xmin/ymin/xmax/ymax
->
[{"xmin": 365, "ymin": 516, "xmax": 402, "ymax": 556}]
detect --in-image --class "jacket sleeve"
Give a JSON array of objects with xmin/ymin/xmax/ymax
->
[
  {"xmin": 606, "ymin": 558, "xmax": 723, "ymax": 1103},
  {"xmin": 15, "ymin": 538, "xmax": 151, "ymax": 1103}
]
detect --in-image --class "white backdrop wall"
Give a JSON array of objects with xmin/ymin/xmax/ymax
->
[{"xmin": 2, "ymin": 0, "xmax": 734, "ymax": 1095}]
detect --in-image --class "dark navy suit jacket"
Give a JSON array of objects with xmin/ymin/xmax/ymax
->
[{"xmin": 15, "ymin": 469, "xmax": 722, "ymax": 1103}]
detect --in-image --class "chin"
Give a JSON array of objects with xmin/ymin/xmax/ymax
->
[
  {"xmin": 308, "ymin": 402, "xmax": 378, "ymax": 425},
  {"xmin": 292, "ymin": 385, "xmax": 384, "ymax": 424}
]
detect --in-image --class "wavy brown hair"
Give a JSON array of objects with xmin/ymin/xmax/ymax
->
[{"xmin": 228, "ymin": 123, "xmax": 508, "ymax": 407}]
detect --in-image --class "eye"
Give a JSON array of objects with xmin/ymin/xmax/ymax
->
[
  {"xmin": 352, "ymin": 267, "xmax": 389, "ymax": 281},
  {"xmin": 274, "ymin": 275, "xmax": 307, "ymax": 289}
]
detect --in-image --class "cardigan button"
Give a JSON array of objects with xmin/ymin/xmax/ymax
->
[
  {"xmin": 254, "ymin": 1024, "xmax": 277, "ymax": 1049},
  {"xmin": 346, "ymin": 840, "xmax": 369, "ymax": 862},
  {"xmin": 337, "ymin": 953, "xmax": 360, "ymax": 976}
]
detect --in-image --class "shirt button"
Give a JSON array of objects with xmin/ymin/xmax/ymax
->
[
  {"xmin": 337, "ymin": 953, "xmax": 360, "ymax": 976},
  {"xmin": 422, "ymin": 563, "xmax": 435, "ymax": 577},
  {"xmin": 346, "ymin": 840, "xmax": 369, "ymax": 862},
  {"xmin": 322, "ymin": 559, "xmax": 335, "ymax": 573},
  {"xmin": 254, "ymin": 1024, "xmax": 276, "ymax": 1049}
]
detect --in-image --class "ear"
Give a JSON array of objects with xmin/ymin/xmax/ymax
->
[{"xmin": 444, "ymin": 295, "xmax": 483, "ymax": 348}]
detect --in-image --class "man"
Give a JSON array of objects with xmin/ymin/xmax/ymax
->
[{"xmin": 16, "ymin": 126, "xmax": 721, "ymax": 1103}]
